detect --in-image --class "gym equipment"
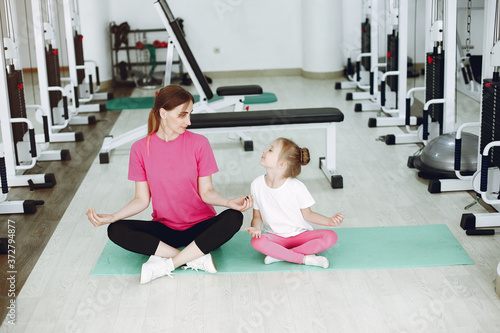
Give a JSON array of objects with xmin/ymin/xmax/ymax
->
[
  {"xmin": 412, "ymin": 131, "xmax": 478, "ymax": 180},
  {"xmin": 100, "ymin": 107, "xmax": 344, "ymax": 189},
  {"xmin": 104, "ymin": 92, "xmax": 278, "ymax": 111},
  {"xmin": 0, "ymin": 155, "xmax": 44, "ymax": 214},
  {"xmin": 407, "ymin": 1, "xmax": 481, "ymax": 194},
  {"xmin": 459, "ymin": 0, "xmax": 500, "ymax": 235},
  {"xmin": 0, "ymin": 1, "xmax": 56, "ymax": 191},
  {"xmin": 157, "ymin": 0, "xmax": 263, "ymax": 114},
  {"xmin": 387, "ymin": 0, "xmax": 458, "ymax": 148},
  {"xmin": 31, "ymin": 0, "xmax": 85, "ymax": 144},
  {"xmin": 91, "ymin": 225, "xmax": 472, "ymax": 276},
  {"xmin": 100, "ymin": 0, "xmax": 276, "ymax": 162},
  {"xmin": 109, "ymin": 22, "xmax": 183, "ymax": 88},
  {"xmin": 366, "ymin": 0, "xmax": 419, "ymax": 128},
  {"xmin": 336, "ymin": 0, "xmax": 381, "ymax": 109},
  {"xmin": 61, "ymin": 0, "xmax": 113, "ymax": 114},
  {"xmin": 456, "ymin": 0, "xmax": 483, "ymax": 102}
]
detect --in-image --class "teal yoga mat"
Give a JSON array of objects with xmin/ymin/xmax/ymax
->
[
  {"xmin": 91, "ymin": 224, "xmax": 473, "ymax": 276},
  {"xmin": 105, "ymin": 92, "xmax": 278, "ymax": 110}
]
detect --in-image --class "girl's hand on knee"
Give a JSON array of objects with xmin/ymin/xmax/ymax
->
[
  {"xmin": 244, "ymin": 227, "xmax": 261, "ymax": 238},
  {"xmin": 329, "ymin": 213, "xmax": 344, "ymax": 227}
]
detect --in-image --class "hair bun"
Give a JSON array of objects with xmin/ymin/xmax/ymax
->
[{"xmin": 299, "ymin": 147, "xmax": 310, "ymax": 166}]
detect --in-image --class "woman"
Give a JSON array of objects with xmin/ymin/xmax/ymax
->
[{"xmin": 87, "ymin": 85, "xmax": 253, "ymax": 284}]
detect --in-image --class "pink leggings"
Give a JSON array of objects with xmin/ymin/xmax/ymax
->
[{"xmin": 250, "ymin": 229, "xmax": 338, "ymax": 264}]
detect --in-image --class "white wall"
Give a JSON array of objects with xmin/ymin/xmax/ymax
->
[
  {"xmin": 12, "ymin": 0, "xmax": 485, "ymax": 83},
  {"xmin": 107, "ymin": 0, "xmax": 303, "ymax": 74},
  {"xmin": 78, "ymin": 0, "xmax": 112, "ymax": 82}
]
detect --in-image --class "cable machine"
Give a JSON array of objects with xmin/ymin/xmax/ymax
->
[
  {"xmin": 456, "ymin": 1, "xmax": 483, "ymax": 102},
  {"xmin": 460, "ymin": 0, "xmax": 500, "ymax": 236},
  {"xmin": 0, "ymin": 0, "xmax": 55, "ymax": 198},
  {"xmin": 382, "ymin": 0, "xmax": 457, "ymax": 147},
  {"xmin": 336, "ymin": 0, "xmax": 381, "ymax": 111},
  {"xmin": 0, "ymin": 8, "xmax": 44, "ymax": 214},
  {"xmin": 403, "ymin": 0, "xmax": 482, "ymax": 196},
  {"xmin": 31, "ymin": 0, "xmax": 84, "ymax": 144},
  {"xmin": 366, "ymin": 0, "xmax": 419, "ymax": 128},
  {"xmin": 61, "ymin": 0, "xmax": 113, "ymax": 114}
]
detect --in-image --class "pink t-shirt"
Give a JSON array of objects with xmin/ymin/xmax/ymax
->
[{"xmin": 128, "ymin": 131, "xmax": 219, "ymax": 230}]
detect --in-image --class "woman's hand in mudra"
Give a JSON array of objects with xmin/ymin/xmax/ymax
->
[
  {"xmin": 87, "ymin": 208, "xmax": 115, "ymax": 227},
  {"xmin": 228, "ymin": 195, "xmax": 253, "ymax": 212}
]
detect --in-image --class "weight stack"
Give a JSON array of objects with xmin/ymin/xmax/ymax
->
[
  {"xmin": 386, "ymin": 30, "xmax": 398, "ymax": 92},
  {"xmin": 6, "ymin": 68, "xmax": 28, "ymax": 166},
  {"xmin": 361, "ymin": 18, "xmax": 371, "ymax": 71},
  {"xmin": 46, "ymin": 45, "xmax": 62, "ymax": 122},
  {"xmin": 425, "ymin": 50, "xmax": 445, "ymax": 133},
  {"xmin": 74, "ymin": 34, "xmax": 85, "ymax": 85},
  {"xmin": 480, "ymin": 79, "xmax": 500, "ymax": 168}
]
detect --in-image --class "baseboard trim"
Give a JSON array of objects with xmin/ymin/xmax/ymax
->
[
  {"xmin": 204, "ymin": 68, "xmax": 302, "ymax": 79},
  {"xmin": 205, "ymin": 68, "xmax": 345, "ymax": 80},
  {"xmin": 300, "ymin": 69, "xmax": 344, "ymax": 80}
]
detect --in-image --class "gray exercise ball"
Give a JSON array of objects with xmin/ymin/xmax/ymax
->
[{"xmin": 413, "ymin": 132, "xmax": 478, "ymax": 178}]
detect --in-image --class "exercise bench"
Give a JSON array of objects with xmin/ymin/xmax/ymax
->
[{"xmin": 100, "ymin": 107, "xmax": 344, "ymax": 189}]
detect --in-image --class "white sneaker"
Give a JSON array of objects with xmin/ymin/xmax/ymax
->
[
  {"xmin": 182, "ymin": 253, "xmax": 217, "ymax": 273},
  {"xmin": 264, "ymin": 256, "xmax": 283, "ymax": 264},
  {"xmin": 140, "ymin": 256, "xmax": 174, "ymax": 284},
  {"xmin": 304, "ymin": 255, "xmax": 329, "ymax": 269}
]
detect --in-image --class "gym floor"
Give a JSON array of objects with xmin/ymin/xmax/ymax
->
[{"xmin": 1, "ymin": 74, "xmax": 500, "ymax": 332}]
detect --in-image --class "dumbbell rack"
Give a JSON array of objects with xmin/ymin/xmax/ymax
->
[{"xmin": 109, "ymin": 23, "xmax": 183, "ymax": 87}]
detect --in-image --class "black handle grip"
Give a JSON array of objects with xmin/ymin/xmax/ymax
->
[
  {"xmin": 43, "ymin": 115, "xmax": 50, "ymax": 143},
  {"xmin": 461, "ymin": 67, "xmax": 469, "ymax": 85},
  {"xmin": 74, "ymin": 87, "xmax": 80, "ymax": 108},
  {"xmin": 95, "ymin": 66, "xmax": 101, "ymax": 86},
  {"xmin": 63, "ymin": 96, "xmax": 68, "ymax": 119},
  {"xmin": 370, "ymin": 72, "xmax": 374, "ymax": 95},
  {"xmin": 405, "ymin": 98, "xmax": 411, "ymax": 126},
  {"xmin": 0, "ymin": 157, "xmax": 8, "ymax": 194},
  {"xmin": 356, "ymin": 61, "xmax": 361, "ymax": 82},
  {"xmin": 381, "ymin": 81, "xmax": 386, "ymax": 106},
  {"xmin": 422, "ymin": 108, "xmax": 429, "ymax": 140},
  {"xmin": 454, "ymin": 138, "xmax": 462, "ymax": 171},
  {"xmin": 29, "ymin": 128, "xmax": 37, "ymax": 158},
  {"xmin": 481, "ymin": 154, "xmax": 489, "ymax": 192},
  {"xmin": 89, "ymin": 75, "xmax": 94, "ymax": 95}
]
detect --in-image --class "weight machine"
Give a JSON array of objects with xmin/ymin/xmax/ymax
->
[
  {"xmin": 0, "ymin": 0, "xmax": 55, "ymax": 203},
  {"xmin": 0, "ymin": 30, "xmax": 44, "ymax": 214},
  {"xmin": 31, "ymin": 0, "xmax": 84, "ymax": 143},
  {"xmin": 61, "ymin": 0, "xmax": 113, "ymax": 114},
  {"xmin": 460, "ymin": 0, "xmax": 500, "ymax": 236},
  {"xmin": 367, "ymin": 0, "xmax": 419, "ymax": 128},
  {"xmin": 336, "ymin": 0, "xmax": 381, "ymax": 111},
  {"xmin": 384, "ymin": 0, "xmax": 458, "ymax": 146}
]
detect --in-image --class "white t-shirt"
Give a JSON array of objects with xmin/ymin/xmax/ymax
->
[{"xmin": 251, "ymin": 175, "xmax": 315, "ymax": 237}]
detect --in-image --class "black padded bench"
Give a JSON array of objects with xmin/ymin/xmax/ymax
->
[{"xmin": 100, "ymin": 107, "xmax": 344, "ymax": 188}]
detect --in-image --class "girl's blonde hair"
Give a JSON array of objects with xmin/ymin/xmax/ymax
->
[{"xmin": 277, "ymin": 137, "xmax": 310, "ymax": 178}]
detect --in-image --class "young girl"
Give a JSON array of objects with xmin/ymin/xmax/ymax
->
[{"xmin": 244, "ymin": 138, "xmax": 343, "ymax": 268}]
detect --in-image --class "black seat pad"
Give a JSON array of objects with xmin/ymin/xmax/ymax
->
[
  {"xmin": 190, "ymin": 108, "xmax": 343, "ymax": 129},
  {"xmin": 216, "ymin": 85, "xmax": 263, "ymax": 96}
]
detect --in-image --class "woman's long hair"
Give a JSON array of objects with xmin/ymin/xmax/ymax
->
[{"xmin": 147, "ymin": 85, "xmax": 195, "ymax": 136}]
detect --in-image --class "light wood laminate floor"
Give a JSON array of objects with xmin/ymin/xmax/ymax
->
[{"xmin": 2, "ymin": 75, "xmax": 500, "ymax": 332}]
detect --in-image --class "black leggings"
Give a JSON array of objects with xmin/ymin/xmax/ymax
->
[{"xmin": 107, "ymin": 209, "xmax": 243, "ymax": 255}]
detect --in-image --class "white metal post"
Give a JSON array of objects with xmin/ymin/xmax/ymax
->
[{"xmin": 443, "ymin": 0, "xmax": 457, "ymax": 134}]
